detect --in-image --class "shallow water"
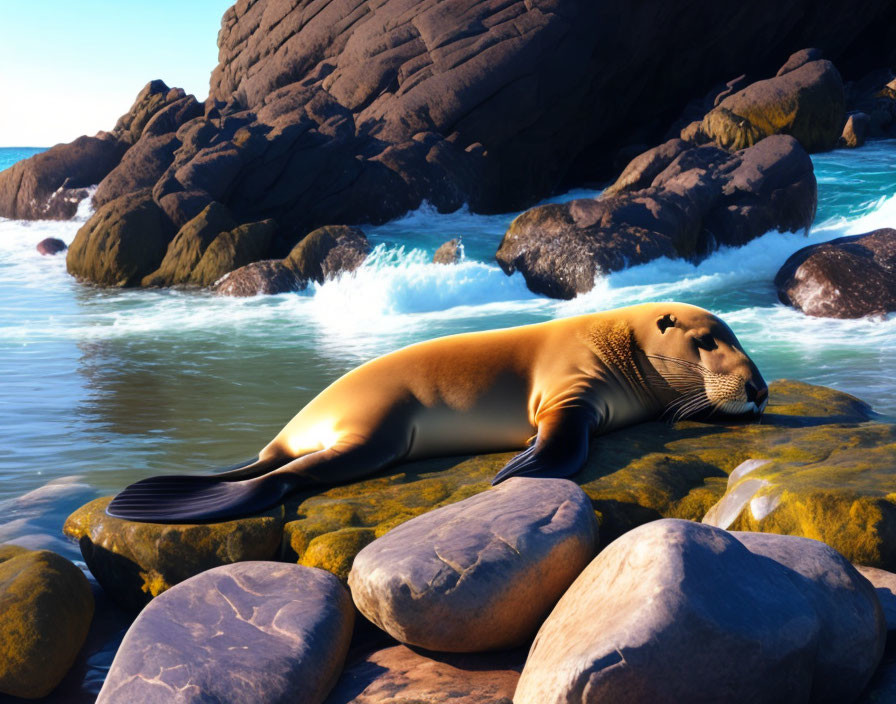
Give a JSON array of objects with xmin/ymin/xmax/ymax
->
[{"xmin": 0, "ymin": 141, "xmax": 894, "ymax": 698}]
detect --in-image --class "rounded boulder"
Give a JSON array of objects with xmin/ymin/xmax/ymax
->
[
  {"xmin": 97, "ymin": 562, "xmax": 354, "ymax": 704},
  {"xmin": 348, "ymin": 477, "xmax": 598, "ymax": 652}
]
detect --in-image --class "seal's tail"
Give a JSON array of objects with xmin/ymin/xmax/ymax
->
[{"xmin": 106, "ymin": 472, "xmax": 301, "ymax": 523}]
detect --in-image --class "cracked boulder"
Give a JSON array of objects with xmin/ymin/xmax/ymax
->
[
  {"xmin": 514, "ymin": 520, "xmax": 884, "ymax": 704},
  {"xmin": 97, "ymin": 562, "xmax": 354, "ymax": 704},
  {"xmin": 348, "ymin": 477, "xmax": 599, "ymax": 652}
]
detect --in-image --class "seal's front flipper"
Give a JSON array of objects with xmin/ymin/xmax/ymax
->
[
  {"xmin": 106, "ymin": 473, "xmax": 301, "ymax": 523},
  {"xmin": 492, "ymin": 408, "xmax": 593, "ymax": 485}
]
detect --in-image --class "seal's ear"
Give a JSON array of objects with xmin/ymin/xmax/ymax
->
[{"xmin": 656, "ymin": 314, "xmax": 677, "ymax": 333}]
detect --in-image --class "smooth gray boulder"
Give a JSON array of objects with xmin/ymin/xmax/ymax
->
[
  {"xmin": 856, "ymin": 566, "xmax": 896, "ymax": 636},
  {"xmin": 515, "ymin": 519, "xmax": 823, "ymax": 704},
  {"xmin": 97, "ymin": 562, "xmax": 354, "ymax": 704},
  {"xmin": 324, "ymin": 645, "xmax": 524, "ymax": 704},
  {"xmin": 733, "ymin": 532, "xmax": 886, "ymax": 702},
  {"xmin": 348, "ymin": 477, "xmax": 599, "ymax": 652}
]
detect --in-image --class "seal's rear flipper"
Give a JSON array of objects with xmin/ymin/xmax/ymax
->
[
  {"xmin": 491, "ymin": 409, "xmax": 592, "ymax": 485},
  {"xmin": 106, "ymin": 473, "xmax": 298, "ymax": 523}
]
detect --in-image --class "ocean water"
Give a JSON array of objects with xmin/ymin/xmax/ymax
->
[{"xmin": 0, "ymin": 142, "xmax": 895, "ymax": 698}]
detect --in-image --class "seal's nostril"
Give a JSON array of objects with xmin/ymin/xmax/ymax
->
[{"xmin": 745, "ymin": 382, "xmax": 758, "ymax": 402}]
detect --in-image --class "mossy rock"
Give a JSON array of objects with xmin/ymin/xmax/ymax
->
[
  {"xmin": 0, "ymin": 545, "xmax": 94, "ymax": 699},
  {"xmin": 189, "ymin": 218, "xmax": 278, "ymax": 286},
  {"xmin": 63, "ymin": 498, "xmax": 284, "ymax": 610},
  {"xmin": 65, "ymin": 380, "xmax": 894, "ymax": 599}
]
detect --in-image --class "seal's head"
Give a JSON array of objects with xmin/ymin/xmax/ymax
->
[{"xmin": 631, "ymin": 303, "xmax": 768, "ymax": 421}]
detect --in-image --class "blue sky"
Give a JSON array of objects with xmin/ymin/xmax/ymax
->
[{"xmin": 0, "ymin": 0, "xmax": 233, "ymax": 146}]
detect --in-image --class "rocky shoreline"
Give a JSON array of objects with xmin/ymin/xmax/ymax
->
[{"xmin": 3, "ymin": 380, "xmax": 896, "ymax": 701}]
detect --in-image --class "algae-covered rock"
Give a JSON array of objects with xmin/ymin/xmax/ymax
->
[
  {"xmin": 65, "ymin": 381, "xmax": 895, "ymax": 605},
  {"xmin": 189, "ymin": 218, "xmax": 279, "ymax": 286},
  {"xmin": 0, "ymin": 545, "xmax": 94, "ymax": 699},
  {"xmin": 63, "ymin": 497, "xmax": 284, "ymax": 610}
]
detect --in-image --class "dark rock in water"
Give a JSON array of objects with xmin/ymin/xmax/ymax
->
[
  {"xmin": 97, "ymin": 562, "xmax": 354, "ymax": 704},
  {"xmin": 142, "ymin": 201, "xmax": 237, "ymax": 287},
  {"xmin": 0, "ymin": 545, "xmax": 94, "ymax": 699},
  {"xmin": 733, "ymin": 532, "xmax": 886, "ymax": 701},
  {"xmin": 283, "ymin": 225, "xmax": 371, "ymax": 284},
  {"xmin": 433, "ymin": 238, "xmax": 463, "ymax": 264},
  {"xmin": 214, "ymin": 259, "xmax": 304, "ymax": 296},
  {"xmin": 702, "ymin": 57, "xmax": 845, "ymax": 152},
  {"xmin": 325, "ymin": 645, "xmax": 524, "ymax": 704},
  {"xmin": 774, "ymin": 228, "xmax": 896, "ymax": 318},
  {"xmin": 189, "ymin": 218, "xmax": 279, "ymax": 286},
  {"xmin": 66, "ymin": 190, "xmax": 177, "ymax": 287},
  {"xmin": 0, "ymin": 136, "xmax": 127, "ymax": 220},
  {"xmin": 0, "ymin": 80, "xmax": 190, "ymax": 221},
  {"xmin": 840, "ymin": 111, "xmax": 871, "ymax": 148},
  {"xmin": 349, "ymin": 478, "xmax": 598, "ymax": 652},
  {"xmin": 497, "ymin": 135, "xmax": 816, "ymax": 299},
  {"xmin": 37, "ymin": 237, "xmax": 67, "ymax": 255},
  {"xmin": 514, "ymin": 520, "xmax": 885, "ymax": 704},
  {"xmin": 845, "ymin": 71, "xmax": 896, "ymax": 139}
]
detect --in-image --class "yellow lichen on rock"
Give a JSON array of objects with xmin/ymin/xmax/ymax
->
[{"xmin": 0, "ymin": 546, "xmax": 94, "ymax": 699}]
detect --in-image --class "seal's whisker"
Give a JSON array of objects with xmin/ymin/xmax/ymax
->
[{"xmin": 671, "ymin": 394, "xmax": 713, "ymax": 422}]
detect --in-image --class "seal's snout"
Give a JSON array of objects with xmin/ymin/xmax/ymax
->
[{"xmin": 744, "ymin": 381, "xmax": 769, "ymax": 415}]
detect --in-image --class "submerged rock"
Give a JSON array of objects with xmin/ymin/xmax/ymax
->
[
  {"xmin": 433, "ymin": 238, "xmax": 463, "ymax": 264},
  {"xmin": 214, "ymin": 259, "xmax": 305, "ymax": 296},
  {"xmin": 63, "ymin": 497, "xmax": 284, "ymax": 610},
  {"xmin": 0, "ymin": 545, "xmax": 94, "ymax": 699},
  {"xmin": 348, "ymin": 478, "xmax": 598, "ymax": 652},
  {"xmin": 497, "ymin": 135, "xmax": 815, "ymax": 299},
  {"xmin": 325, "ymin": 645, "xmax": 524, "ymax": 704},
  {"xmin": 774, "ymin": 228, "xmax": 896, "ymax": 318},
  {"xmin": 97, "ymin": 562, "xmax": 353, "ymax": 704},
  {"xmin": 65, "ymin": 381, "xmax": 896, "ymax": 607},
  {"xmin": 37, "ymin": 237, "xmax": 67, "ymax": 255},
  {"xmin": 514, "ymin": 520, "xmax": 883, "ymax": 704}
]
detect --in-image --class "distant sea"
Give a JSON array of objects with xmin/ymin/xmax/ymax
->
[
  {"xmin": 0, "ymin": 141, "xmax": 895, "ymax": 699},
  {"xmin": 0, "ymin": 146, "xmax": 45, "ymax": 170}
]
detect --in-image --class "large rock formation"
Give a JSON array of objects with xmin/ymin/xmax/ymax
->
[
  {"xmin": 497, "ymin": 135, "xmax": 816, "ymax": 299},
  {"xmin": 4, "ymin": 0, "xmax": 896, "ymax": 288},
  {"xmin": 774, "ymin": 228, "xmax": 896, "ymax": 318}
]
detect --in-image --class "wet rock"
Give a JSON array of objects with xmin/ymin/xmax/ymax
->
[
  {"xmin": 66, "ymin": 190, "xmax": 177, "ymax": 287},
  {"xmin": 702, "ymin": 57, "xmax": 845, "ymax": 152},
  {"xmin": 63, "ymin": 497, "xmax": 284, "ymax": 610},
  {"xmin": 733, "ymin": 532, "xmax": 886, "ymax": 700},
  {"xmin": 432, "ymin": 238, "xmax": 462, "ymax": 264},
  {"xmin": 97, "ymin": 562, "xmax": 353, "ymax": 704},
  {"xmin": 840, "ymin": 112, "xmax": 871, "ymax": 148},
  {"xmin": 66, "ymin": 381, "xmax": 896, "ymax": 605},
  {"xmin": 284, "ymin": 225, "xmax": 371, "ymax": 284},
  {"xmin": 855, "ymin": 566, "xmax": 896, "ymax": 636},
  {"xmin": 214, "ymin": 259, "xmax": 305, "ymax": 296},
  {"xmin": 497, "ymin": 135, "xmax": 815, "ymax": 299},
  {"xmin": 0, "ymin": 545, "xmax": 94, "ymax": 699},
  {"xmin": 514, "ymin": 520, "xmax": 824, "ymax": 704},
  {"xmin": 325, "ymin": 645, "xmax": 524, "ymax": 704},
  {"xmin": 0, "ymin": 136, "xmax": 127, "ymax": 220},
  {"xmin": 349, "ymin": 478, "xmax": 598, "ymax": 652},
  {"xmin": 141, "ymin": 201, "xmax": 237, "ymax": 287},
  {"xmin": 189, "ymin": 218, "xmax": 279, "ymax": 286},
  {"xmin": 37, "ymin": 237, "xmax": 67, "ymax": 255},
  {"xmin": 774, "ymin": 228, "xmax": 896, "ymax": 318}
]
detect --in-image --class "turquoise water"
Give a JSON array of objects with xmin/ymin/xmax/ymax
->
[{"xmin": 0, "ymin": 141, "xmax": 894, "ymax": 699}]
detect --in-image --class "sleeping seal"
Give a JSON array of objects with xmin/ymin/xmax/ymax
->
[{"xmin": 108, "ymin": 302, "xmax": 767, "ymax": 522}]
